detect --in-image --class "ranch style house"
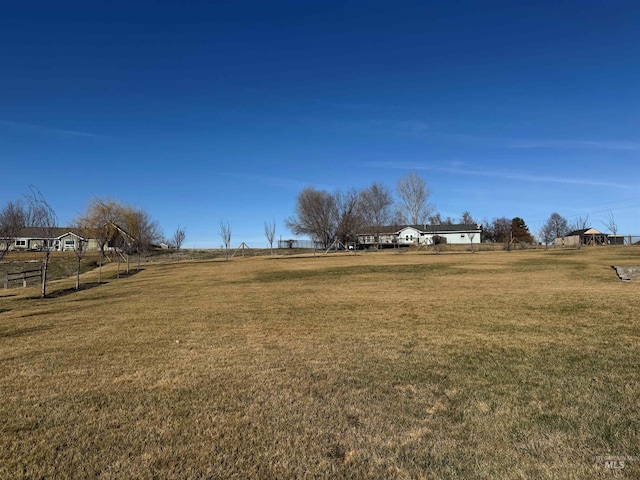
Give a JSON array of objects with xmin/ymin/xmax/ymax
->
[
  {"xmin": 9, "ymin": 227, "xmax": 101, "ymax": 252},
  {"xmin": 6, "ymin": 223, "xmax": 137, "ymax": 252},
  {"xmin": 357, "ymin": 223, "xmax": 483, "ymax": 248}
]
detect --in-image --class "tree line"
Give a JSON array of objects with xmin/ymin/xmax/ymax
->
[
  {"xmin": 284, "ymin": 173, "xmax": 621, "ymax": 250},
  {"xmin": 286, "ymin": 171, "xmax": 437, "ymax": 249},
  {"xmin": 286, "ymin": 171, "xmax": 541, "ymax": 249}
]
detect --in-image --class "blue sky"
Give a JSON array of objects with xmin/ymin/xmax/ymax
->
[{"xmin": 1, "ymin": 1, "xmax": 638, "ymax": 247}]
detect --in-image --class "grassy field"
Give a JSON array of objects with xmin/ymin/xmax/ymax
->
[{"xmin": 1, "ymin": 247, "xmax": 639, "ymax": 478}]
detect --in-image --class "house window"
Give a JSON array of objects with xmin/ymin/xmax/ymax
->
[
  {"xmin": 461, "ymin": 234, "xmax": 466, "ymax": 238},
  {"xmin": 65, "ymin": 239, "xmax": 75, "ymax": 248},
  {"xmin": 15, "ymin": 240, "xmax": 26, "ymax": 246}
]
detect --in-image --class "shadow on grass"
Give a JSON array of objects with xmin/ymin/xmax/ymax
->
[
  {"xmin": 22, "ymin": 270, "xmax": 145, "ymax": 300},
  {"xmin": 0, "ymin": 324, "xmax": 53, "ymax": 338},
  {"xmin": 111, "ymin": 269, "xmax": 144, "ymax": 279},
  {"xmin": 46, "ymin": 282, "xmax": 104, "ymax": 298}
]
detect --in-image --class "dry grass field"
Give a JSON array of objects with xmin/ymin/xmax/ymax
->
[{"xmin": 1, "ymin": 247, "xmax": 639, "ymax": 478}]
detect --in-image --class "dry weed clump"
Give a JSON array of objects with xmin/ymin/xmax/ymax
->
[{"xmin": 1, "ymin": 247, "xmax": 639, "ymax": 478}]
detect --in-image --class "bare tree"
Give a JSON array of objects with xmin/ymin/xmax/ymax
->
[
  {"xmin": 361, "ymin": 182, "xmax": 393, "ymax": 249},
  {"xmin": 601, "ymin": 210, "xmax": 619, "ymax": 245},
  {"xmin": 77, "ymin": 198, "xmax": 162, "ymax": 280},
  {"xmin": 24, "ymin": 187, "xmax": 58, "ymax": 298},
  {"xmin": 264, "ymin": 219, "xmax": 276, "ymax": 257},
  {"xmin": 121, "ymin": 206, "xmax": 162, "ymax": 271},
  {"xmin": 0, "ymin": 200, "xmax": 27, "ymax": 262},
  {"xmin": 71, "ymin": 225, "xmax": 89, "ymax": 290},
  {"xmin": 173, "ymin": 225, "xmax": 186, "ymax": 260},
  {"xmin": 396, "ymin": 171, "xmax": 434, "ymax": 225},
  {"xmin": 428, "ymin": 212, "xmax": 442, "ymax": 225},
  {"xmin": 468, "ymin": 232, "xmax": 476, "ymax": 253},
  {"xmin": 334, "ymin": 188, "xmax": 366, "ymax": 252},
  {"xmin": 538, "ymin": 224, "xmax": 555, "ymax": 250},
  {"xmin": 569, "ymin": 215, "xmax": 589, "ymax": 232},
  {"xmin": 460, "ymin": 211, "xmax": 475, "ymax": 225},
  {"xmin": 117, "ymin": 218, "xmax": 136, "ymax": 275},
  {"xmin": 548, "ymin": 212, "xmax": 569, "ymax": 238},
  {"xmin": 286, "ymin": 187, "xmax": 337, "ymax": 249},
  {"xmin": 219, "ymin": 220, "xmax": 232, "ymax": 260},
  {"xmin": 78, "ymin": 198, "xmax": 120, "ymax": 283},
  {"xmin": 484, "ymin": 217, "xmax": 511, "ymax": 244},
  {"xmin": 540, "ymin": 212, "xmax": 569, "ymax": 249}
]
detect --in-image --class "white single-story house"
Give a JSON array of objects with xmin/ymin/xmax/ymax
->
[{"xmin": 357, "ymin": 223, "xmax": 483, "ymax": 248}]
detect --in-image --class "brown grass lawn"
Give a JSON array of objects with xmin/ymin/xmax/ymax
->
[{"xmin": 1, "ymin": 247, "xmax": 639, "ymax": 478}]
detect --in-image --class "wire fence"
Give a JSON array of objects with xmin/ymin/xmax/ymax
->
[
  {"xmin": 554, "ymin": 235, "xmax": 640, "ymax": 247},
  {"xmin": 277, "ymin": 239, "xmax": 325, "ymax": 250},
  {"xmin": 624, "ymin": 235, "xmax": 640, "ymax": 246},
  {"xmin": 278, "ymin": 236, "xmax": 640, "ymax": 252}
]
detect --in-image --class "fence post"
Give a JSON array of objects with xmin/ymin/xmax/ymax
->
[
  {"xmin": 23, "ymin": 271, "xmax": 27, "ymax": 288},
  {"xmin": 3, "ymin": 272, "xmax": 7, "ymax": 289}
]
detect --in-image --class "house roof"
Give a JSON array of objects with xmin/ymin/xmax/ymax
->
[
  {"xmin": 358, "ymin": 225, "xmax": 401, "ymax": 235},
  {"xmin": 408, "ymin": 223, "xmax": 482, "ymax": 233},
  {"xmin": 15, "ymin": 222, "xmax": 138, "ymax": 243},
  {"xmin": 565, "ymin": 228, "xmax": 602, "ymax": 237},
  {"xmin": 16, "ymin": 227, "xmax": 95, "ymax": 240},
  {"xmin": 359, "ymin": 223, "xmax": 483, "ymax": 235}
]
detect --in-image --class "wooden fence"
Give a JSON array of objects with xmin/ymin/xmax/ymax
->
[{"xmin": 3, "ymin": 267, "xmax": 44, "ymax": 289}]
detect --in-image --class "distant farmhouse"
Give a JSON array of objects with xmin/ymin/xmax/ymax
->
[
  {"xmin": 554, "ymin": 228, "xmax": 625, "ymax": 247},
  {"xmin": 6, "ymin": 223, "xmax": 137, "ymax": 252},
  {"xmin": 357, "ymin": 223, "xmax": 483, "ymax": 248},
  {"xmin": 9, "ymin": 227, "xmax": 99, "ymax": 252}
]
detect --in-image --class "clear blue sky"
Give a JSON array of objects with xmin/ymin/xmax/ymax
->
[{"xmin": 1, "ymin": 1, "xmax": 638, "ymax": 247}]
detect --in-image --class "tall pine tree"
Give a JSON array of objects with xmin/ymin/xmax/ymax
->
[{"xmin": 511, "ymin": 217, "xmax": 534, "ymax": 243}]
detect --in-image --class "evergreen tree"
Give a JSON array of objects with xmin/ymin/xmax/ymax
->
[{"xmin": 511, "ymin": 217, "xmax": 534, "ymax": 243}]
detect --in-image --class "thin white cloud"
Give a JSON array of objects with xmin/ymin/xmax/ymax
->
[
  {"xmin": 438, "ymin": 165, "xmax": 632, "ymax": 189},
  {"xmin": 507, "ymin": 139, "xmax": 640, "ymax": 151},
  {"xmin": 219, "ymin": 172, "xmax": 334, "ymax": 191},
  {"xmin": 395, "ymin": 120, "xmax": 430, "ymax": 133},
  {"xmin": 365, "ymin": 161, "xmax": 432, "ymax": 171},
  {"xmin": 365, "ymin": 161, "xmax": 631, "ymax": 189},
  {"xmin": 434, "ymin": 132, "xmax": 640, "ymax": 152},
  {"xmin": 0, "ymin": 120, "xmax": 101, "ymax": 139}
]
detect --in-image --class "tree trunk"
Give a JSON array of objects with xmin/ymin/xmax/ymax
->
[
  {"xmin": 41, "ymin": 262, "xmax": 48, "ymax": 298},
  {"xmin": 98, "ymin": 249, "xmax": 103, "ymax": 284},
  {"xmin": 76, "ymin": 257, "xmax": 81, "ymax": 290}
]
